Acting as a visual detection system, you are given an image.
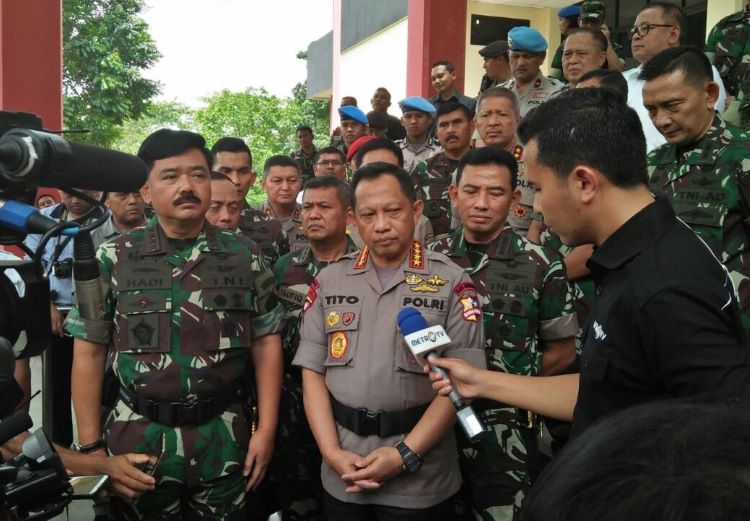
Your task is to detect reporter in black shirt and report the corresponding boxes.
[427,87,749,437]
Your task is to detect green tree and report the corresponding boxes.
[110,101,194,154]
[63,0,160,146]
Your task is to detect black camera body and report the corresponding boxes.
[52,259,73,279]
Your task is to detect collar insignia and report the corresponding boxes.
[354,247,369,270]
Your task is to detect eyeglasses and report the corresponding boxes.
[629,23,675,39]
[316,160,343,167]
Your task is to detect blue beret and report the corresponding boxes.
[508,26,548,53]
[398,96,436,115]
[557,5,581,18]
[338,105,368,125]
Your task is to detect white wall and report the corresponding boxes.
[337,18,408,119]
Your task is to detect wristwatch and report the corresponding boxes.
[395,439,423,473]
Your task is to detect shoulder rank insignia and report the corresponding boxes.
[409,241,424,269]
[512,144,523,161]
[354,247,369,270]
[411,283,439,293]
[425,275,447,286]
[533,78,542,88]
[327,311,341,327]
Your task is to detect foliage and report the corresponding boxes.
[63,0,160,146]
[109,101,193,155]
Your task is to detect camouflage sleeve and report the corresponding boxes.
[443,271,487,369]
[292,277,327,374]
[275,226,291,260]
[249,252,284,338]
[272,252,292,286]
[537,252,579,341]
[64,241,117,345]
[705,22,719,57]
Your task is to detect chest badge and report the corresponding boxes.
[425,275,447,286]
[342,312,355,326]
[132,319,155,346]
[411,283,439,293]
[137,297,150,308]
[327,311,341,327]
[405,273,423,285]
[330,331,348,360]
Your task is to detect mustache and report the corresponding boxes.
[173,192,201,206]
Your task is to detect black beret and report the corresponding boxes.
[479,40,509,58]
[137,129,207,162]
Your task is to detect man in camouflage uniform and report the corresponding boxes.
[502,27,563,117]
[473,87,534,236]
[411,102,474,237]
[211,137,290,266]
[293,125,318,184]
[261,155,308,252]
[706,0,750,129]
[294,162,486,519]
[396,96,442,173]
[67,129,284,520]
[428,147,578,521]
[272,176,359,521]
[642,47,750,328]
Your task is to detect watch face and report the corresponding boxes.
[403,456,422,473]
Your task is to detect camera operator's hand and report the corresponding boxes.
[50,302,65,337]
[600,23,612,45]
[100,453,157,499]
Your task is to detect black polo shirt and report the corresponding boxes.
[572,197,749,438]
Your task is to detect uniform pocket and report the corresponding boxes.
[202,288,254,351]
[489,295,535,352]
[323,307,360,367]
[114,290,171,353]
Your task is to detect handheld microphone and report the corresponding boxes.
[0,199,79,237]
[397,307,486,441]
[73,229,105,321]
[0,128,147,192]
[0,410,32,447]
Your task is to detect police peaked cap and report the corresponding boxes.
[338,105,369,125]
[508,26,548,53]
[399,96,436,115]
[479,40,509,58]
[138,129,207,162]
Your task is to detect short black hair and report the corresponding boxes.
[373,87,392,100]
[296,125,313,135]
[476,86,520,117]
[578,69,629,102]
[522,400,750,521]
[637,46,713,89]
[263,155,301,178]
[139,129,212,175]
[641,2,685,43]
[456,147,518,188]
[314,146,345,163]
[431,60,455,73]
[303,175,352,209]
[353,138,404,168]
[351,162,416,210]
[211,137,252,168]
[566,27,607,53]
[436,102,474,123]
[517,88,647,188]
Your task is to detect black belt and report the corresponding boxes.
[118,385,240,427]
[330,395,429,437]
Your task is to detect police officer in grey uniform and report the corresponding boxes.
[502,27,564,117]
[293,162,485,520]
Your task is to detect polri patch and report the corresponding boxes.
[342,312,355,326]
[303,278,319,313]
[459,295,481,322]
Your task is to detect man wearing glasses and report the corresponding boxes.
[623,2,726,152]
[313,147,347,181]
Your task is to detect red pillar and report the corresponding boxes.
[0,0,63,131]
[406,0,468,98]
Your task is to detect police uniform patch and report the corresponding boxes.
[425,275,447,286]
[411,283,439,293]
[330,331,348,360]
[459,295,481,322]
[131,319,155,346]
[514,204,528,218]
[303,278,319,313]
[354,247,369,270]
[409,241,424,269]
[342,312,355,326]
[405,273,423,285]
[327,311,341,327]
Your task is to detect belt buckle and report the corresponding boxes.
[357,407,382,435]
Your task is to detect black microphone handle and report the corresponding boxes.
[0,410,32,447]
